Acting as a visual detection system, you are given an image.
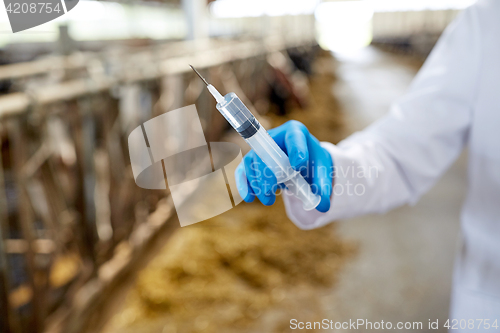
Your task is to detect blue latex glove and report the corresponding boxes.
[235,120,333,213]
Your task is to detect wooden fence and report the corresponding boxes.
[0,32,316,333]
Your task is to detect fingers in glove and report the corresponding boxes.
[244,151,277,206]
[235,161,255,202]
[268,120,309,172]
[309,136,333,213]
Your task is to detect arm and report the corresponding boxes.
[283,4,482,229]
[235,3,482,229]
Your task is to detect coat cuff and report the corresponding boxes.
[282,141,363,229]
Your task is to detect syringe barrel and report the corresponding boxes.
[216,92,260,138]
[217,92,320,211]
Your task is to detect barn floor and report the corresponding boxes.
[101,47,466,333]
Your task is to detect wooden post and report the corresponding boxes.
[77,98,99,263]
[9,118,42,333]
[0,129,13,333]
[182,0,208,41]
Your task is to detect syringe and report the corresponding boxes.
[190,65,321,211]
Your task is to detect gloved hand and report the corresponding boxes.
[235,120,333,213]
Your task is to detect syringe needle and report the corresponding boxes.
[189,65,209,86]
[189,65,225,103]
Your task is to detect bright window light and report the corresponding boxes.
[56,0,108,22]
[370,0,477,12]
[0,0,185,46]
[315,1,374,54]
[209,0,319,18]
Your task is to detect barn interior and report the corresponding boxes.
[0,1,472,332]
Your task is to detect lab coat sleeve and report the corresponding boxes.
[283,4,482,230]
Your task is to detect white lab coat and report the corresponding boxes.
[283,0,500,327]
